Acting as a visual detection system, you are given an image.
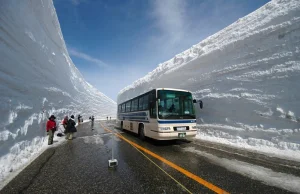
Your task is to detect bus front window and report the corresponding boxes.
[158,90,195,119]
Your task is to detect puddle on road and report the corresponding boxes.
[81,135,104,145]
[79,132,122,145]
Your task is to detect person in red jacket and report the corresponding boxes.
[46,115,57,145]
[62,116,68,131]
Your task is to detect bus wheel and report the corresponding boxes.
[139,124,145,140]
[120,121,124,131]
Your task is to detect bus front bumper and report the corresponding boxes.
[150,130,197,140]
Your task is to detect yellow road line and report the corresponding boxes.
[131,141,193,194]
[100,122,229,194]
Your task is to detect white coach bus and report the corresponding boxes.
[117,88,203,140]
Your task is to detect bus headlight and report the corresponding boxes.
[159,127,170,130]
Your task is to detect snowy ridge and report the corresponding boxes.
[0,0,116,185]
[118,0,300,160]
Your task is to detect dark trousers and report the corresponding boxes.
[91,121,94,129]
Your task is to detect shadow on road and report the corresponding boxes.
[113,126,191,147]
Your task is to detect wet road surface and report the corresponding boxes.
[1,120,298,194]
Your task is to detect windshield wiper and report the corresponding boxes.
[162,114,175,119]
[178,114,195,119]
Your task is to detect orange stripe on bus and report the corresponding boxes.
[101,123,229,194]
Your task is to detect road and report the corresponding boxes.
[1,120,299,194]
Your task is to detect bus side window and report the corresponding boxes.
[131,99,138,111]
[126,101,131,112]
[143,94,149,110]
[122,104,125,113]
[150,102,157,118]
[138,96,144,110]
[149,91,157,118]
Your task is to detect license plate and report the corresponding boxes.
[177,127,186,131]
[178,133,186,138]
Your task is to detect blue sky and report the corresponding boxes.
[53,0,270,101]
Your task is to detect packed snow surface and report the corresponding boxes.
[0,0,116,186]
[184,147,300,193]
[118,0,300,160]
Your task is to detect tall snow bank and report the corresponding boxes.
[0,0,116,185]
[118,0,300,159]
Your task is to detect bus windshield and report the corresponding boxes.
[157,90,195,119]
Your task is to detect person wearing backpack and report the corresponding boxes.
[46,115,57,145]
[66,115,77,140]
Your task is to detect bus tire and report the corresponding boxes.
[120,121,124,131]
[139,124,145,140]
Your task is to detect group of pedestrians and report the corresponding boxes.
[62,115,77,140]
[46,114,102,145]
[46,114,77,145]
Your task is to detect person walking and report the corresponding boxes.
[78,114,81,124]
[66,115,77,140]
[46,115,57,145]
[91,115,94,130]
[62,116,68,133]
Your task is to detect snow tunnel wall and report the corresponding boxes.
[118,0,300,153]
[0,0,116,183]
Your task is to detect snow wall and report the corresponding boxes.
[0,0,116,184]
[118,0,300,158]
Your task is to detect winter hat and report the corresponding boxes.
[70,115,74,119]
[49,115,56,119]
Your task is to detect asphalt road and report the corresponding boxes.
[1,120,298,194]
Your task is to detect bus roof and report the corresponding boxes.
[156,88,191,93]
[118,88,192,105]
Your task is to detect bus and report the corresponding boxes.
[117,88,203,140]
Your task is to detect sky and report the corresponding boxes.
[53,0,271,101]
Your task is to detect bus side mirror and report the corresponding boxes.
[199,100,203,109]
